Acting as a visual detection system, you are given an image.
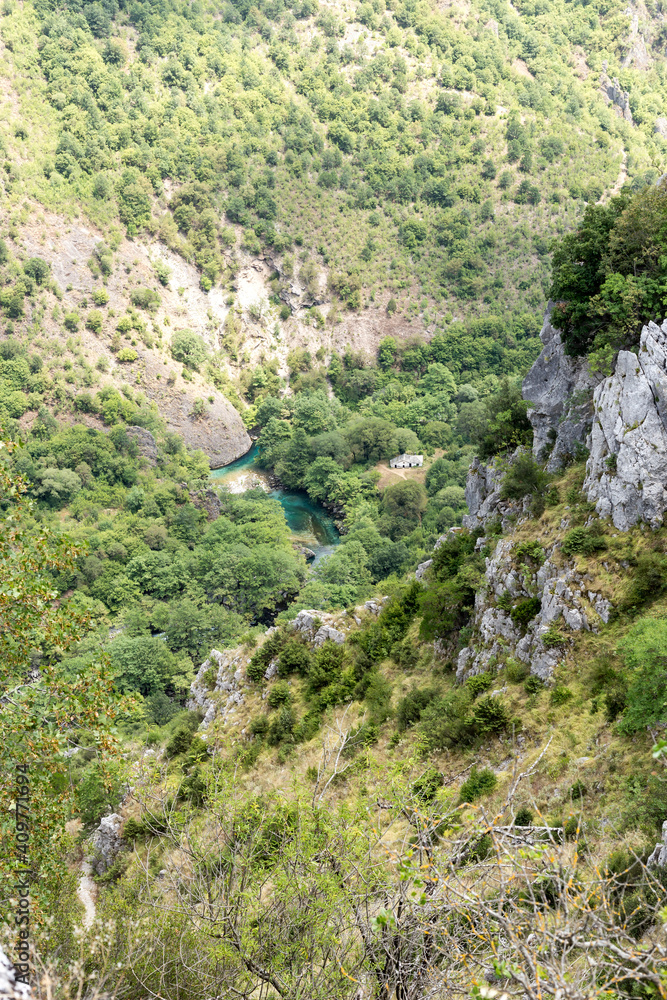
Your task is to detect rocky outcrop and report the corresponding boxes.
[292,609,345,645]
[655,117,667,139]
[600,71,633,122]
[0,946,30,999]
[456,536,612,683]
[125,425,159,465]
[647,820,667,869]
[462,456,505,530]
[522,306,597,471]
[91,813,122,875]
[584,320,667,530]
[188,648,246,728]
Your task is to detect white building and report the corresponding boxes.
[390,453,423,469]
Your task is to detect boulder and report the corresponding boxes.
[647,820,667,869]
[584,320,667,530]
[415,559,432,581]
[522,305,597,470]
[313,625,345,646]
[92,812,122,875]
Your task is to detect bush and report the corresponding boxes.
[510,597,541,629]
[465,672,494,698]
[64,311,80,331]
[570,780,587,800]
[171,329,208,369]
[23,257,50,284]
[562,525,607,557]
[117,348,138,362]
[501,453,549,501]
[154,260,172,286]
[505,659,529,683]
[250,715,269,738]
[617,616,667,732]
[86,310,103,333]
[165,727,194,757]
[460,765,497,803]
[550,684,573,706]
[470,695,510,737]
[146,691,179,726]
[130,287,161,312]
[514,806,533,826]
[267,680,291,708]
[396,686,438,730]
[412,766,444,802]
[278,639,313,677]
[92,287,109,306]
[524,674,544,694]
[621,552,667,610]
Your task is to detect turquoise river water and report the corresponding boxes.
[210,445,339,564]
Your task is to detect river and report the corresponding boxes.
[210,445,339,564]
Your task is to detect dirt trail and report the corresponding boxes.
[77,862,97,929]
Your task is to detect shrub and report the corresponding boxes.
[278,639,313,677]
[396,686,438,730]
[250,715,269,738]
[171,329,208,369]
[510,597,541,629]
[621,553,667,610]
[154,260,172,286]
[514,806,533,826]
[117,348,138,362]
[146,691,179,726]
[505,659,528,683]
[86,310,103,333]
[123,817,144,840]
[23,257,50,284]
[570,780,587,800]
[460,765,497,803]
[267,680,291,708]
[165,727,194,757]
[524,675,544,694]
[92,287,109,306]
[501,453,549,500]
[64,311,80,331]
[551,684,573,706]
[267,704,295,745]
[465,672,494,698]
[562,525,607,557]
[130,287,161,312]
[617,616,667,731]
[412,766,444,802]
[470,695,510,737]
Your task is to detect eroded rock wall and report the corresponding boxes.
[584,320,667,530]
[522,306,597,471]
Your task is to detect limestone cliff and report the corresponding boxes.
[522,305,597,471]
[584,320,667,530]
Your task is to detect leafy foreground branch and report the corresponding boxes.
[72,752,667,1000]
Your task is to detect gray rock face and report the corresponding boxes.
[415,558,433,581]
[188,648,246,728]
[456,536,613,683]
[126,425,158,465]
[462,456,504,530]
[584,320,667,530]
[655,116,667,138]
[522,306,597,471]
[313,625,345,646]
[0,945,30,1000]
[92,813,122,875]
[600,73,633,122]
[647,820,667,869]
